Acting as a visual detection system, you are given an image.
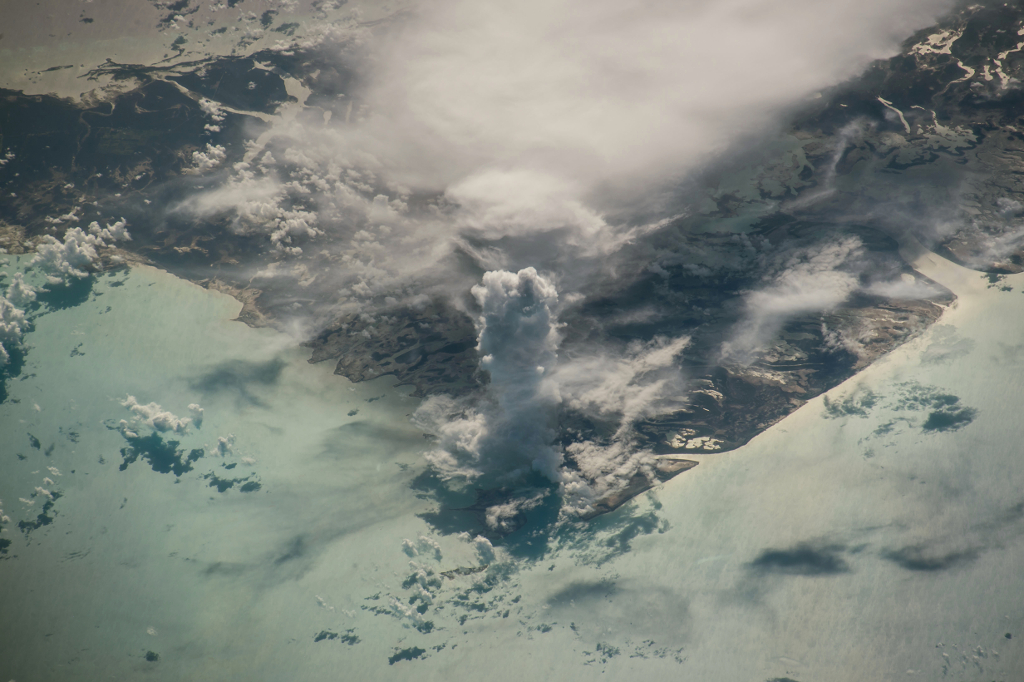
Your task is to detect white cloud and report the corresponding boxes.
[416,267,563,481]
[200,98,227,133]
[188,403,204,428]
[474,535,496,564]
[186,143,228,173]
[170,0,951,323]
[178,173,322,254]
[215,434,236,456]
[0,296,28,367]
[484,491,547,533]
[401,536,444,560]
[30,222,130,286]
[121,395,192,434]
[5,272,37,308]
[356,0,951,207]
[31,227,104,284]
[88,218,131,242]
[555,335,690,440]
[721,237,865,363]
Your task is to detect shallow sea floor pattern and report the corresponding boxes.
[0,251,1022,681]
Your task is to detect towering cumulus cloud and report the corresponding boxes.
[416,268,561,482]
[416,266,692,519]
[474,268,561,478]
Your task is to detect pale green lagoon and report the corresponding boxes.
[1,249,1022,681]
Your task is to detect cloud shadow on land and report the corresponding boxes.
[188,357,287,407]
[748,542,851,576]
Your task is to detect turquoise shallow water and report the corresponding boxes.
[1,252,1023,680]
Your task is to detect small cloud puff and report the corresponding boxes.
[402,535,444,560]
[484,491,547,533]
[188,403,204,428]
[121,395,192,434]
[88,218,131,242]
[200,98,227,133]
[185,144,228,173]
[215,434,235,456]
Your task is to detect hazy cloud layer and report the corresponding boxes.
[177,0,952,310]
[364,0,954,196]
[176,0,954,513]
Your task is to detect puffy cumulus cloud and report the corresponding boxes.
[549,336,691,517]
[44,206,82,225]
[88,218,131,243]
[121,395,192,434]
[31,221,131,286]
[199,98,226,133]
[721,237,866,364]
[473,535,496,564]
[186,143,228,174]
[5,273,37,308]
[215,434,235,456]
[401,535,444,560]
[559,441,655,516]
[188,403,204,428]
[414,396,491,479]
[31,228,103,284]
[0,296,28,367]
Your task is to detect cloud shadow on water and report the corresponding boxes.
[189,357,286,407]
[35,277,94,311]
[748,542,851,576]
[881,544,980,572]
